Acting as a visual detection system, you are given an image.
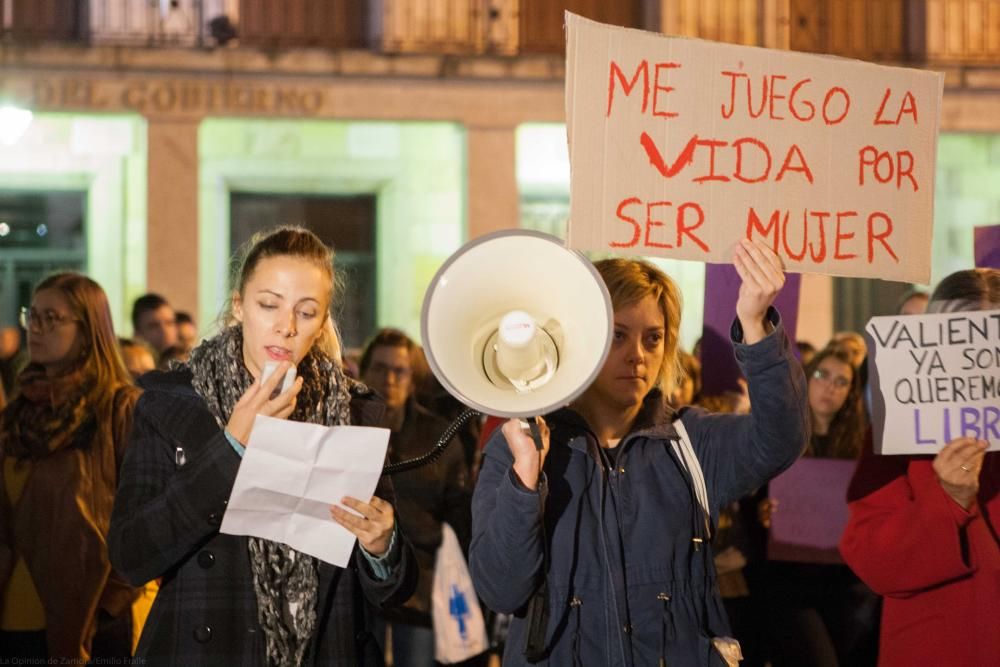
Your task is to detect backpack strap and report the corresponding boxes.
[670,418,712,542]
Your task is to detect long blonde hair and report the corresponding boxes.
[224,226,342,360]
[593,258,684,394]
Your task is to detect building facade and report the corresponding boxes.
[1,0,998,350]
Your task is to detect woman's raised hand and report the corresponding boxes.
[733,238,786,344]
[502,417,550,491]
[933,436,988,510]
[225,361,304,446]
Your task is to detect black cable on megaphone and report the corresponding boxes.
[382,407,481,475]
[382,408,547,476]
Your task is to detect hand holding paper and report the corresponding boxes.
[220,415,391,567]
[330,495,395,557]
[226,361,303,445]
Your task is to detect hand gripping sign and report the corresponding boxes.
[867,309,1000,455]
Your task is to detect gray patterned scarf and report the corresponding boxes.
[186,325,354,667]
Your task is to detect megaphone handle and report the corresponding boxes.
[528,418,544,451]
[381,407,480,476]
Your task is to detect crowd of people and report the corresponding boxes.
[0,223,996,666]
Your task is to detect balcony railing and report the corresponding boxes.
[785,0,1000,63]
[922,0,1000,62]
[663,0,764,47]
[374,0,509,54]
[1,0,238,46]
[239,0,365,49]
[1,1,997,66]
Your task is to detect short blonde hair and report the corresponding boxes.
[593,258,684,393]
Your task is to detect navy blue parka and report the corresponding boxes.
[470,312,809,666]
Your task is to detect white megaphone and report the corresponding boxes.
[421,230,613,419]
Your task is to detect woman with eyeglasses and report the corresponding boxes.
[0,273,140,661]
[760,345,878,667]
[840,268,1000,667]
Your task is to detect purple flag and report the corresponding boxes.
[767,457,857,564]
[974,225,1000,269]
[700,264,801,396]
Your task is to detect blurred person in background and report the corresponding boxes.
[130,293,178,358]
[360,328,476,667]
[669,349,701,409]
[156,344,191,369]
[896,288,929,316]
[840,268,1000,667]
[175,310,198,351]
[119,338,156,381]
[0,273,140,661]
[761,346,877,667]
[796,340,817,366]
[830,331,866,369]
[0,326,26,398]
[412,345,482,479]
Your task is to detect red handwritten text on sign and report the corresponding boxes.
[567,14,942,282]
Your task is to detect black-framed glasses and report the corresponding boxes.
[811,368,851,389]
[19,306,78,333]
[367,362,412,380]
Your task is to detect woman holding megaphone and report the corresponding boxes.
[470,239,809,667]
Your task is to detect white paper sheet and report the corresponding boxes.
[220,415,391,567]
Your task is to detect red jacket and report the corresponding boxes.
[840,443,1000,667]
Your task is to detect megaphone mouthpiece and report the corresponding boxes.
[487,311,559,393]
[500,310,538,347]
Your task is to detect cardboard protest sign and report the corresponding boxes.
[866,310,1000,455]
[767,457,856,565]
[565,13,943,283]
[975,225,1000,269]
[701,264,800,396]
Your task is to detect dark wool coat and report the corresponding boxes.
[470,315,810,667]
[381,398,471,627]
[108,368,417,666]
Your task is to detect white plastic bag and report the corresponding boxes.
[432,523,488,663]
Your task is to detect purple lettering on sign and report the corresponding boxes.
[913,409,935,445]
[961,406,982,439]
